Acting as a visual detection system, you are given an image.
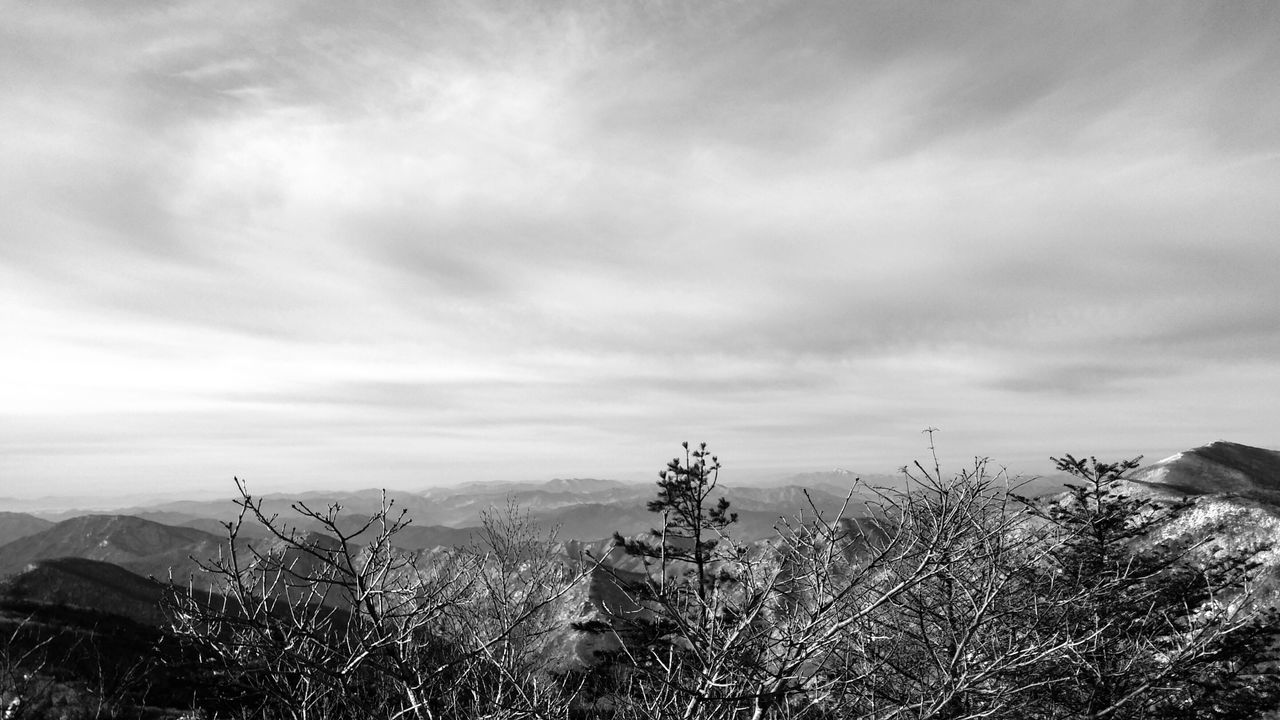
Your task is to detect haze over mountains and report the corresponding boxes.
[3,439,1280,720]
[3,441,1279,622]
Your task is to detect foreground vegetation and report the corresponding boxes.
[5,439,1280,719]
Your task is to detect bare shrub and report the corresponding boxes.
[164,480,593,720]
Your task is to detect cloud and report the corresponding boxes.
[2,0,1279,495]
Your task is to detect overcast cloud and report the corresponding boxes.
[3,1,1279,497]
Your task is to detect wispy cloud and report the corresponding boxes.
[2,1,1278,495]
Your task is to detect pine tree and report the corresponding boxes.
[1026,454,1280,719]
[572,442,745,717]
[613,441,738,615]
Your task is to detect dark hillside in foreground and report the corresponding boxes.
[0,557,169,626]
[0,564,209,715]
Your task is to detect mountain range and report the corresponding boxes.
[3,441,1279,628]
[0,514,224,582]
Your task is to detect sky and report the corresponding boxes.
[3,1,1279,499]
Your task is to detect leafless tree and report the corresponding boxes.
[849,451,1089,720]
[584,438,1118,720]
[162,440,1280,720]
[165,479,594,720]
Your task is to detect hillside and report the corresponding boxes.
[0,514,224,581]
[1130,440,1280,503]
[1099,440,1280,603]
[0,510,55,545]
[0,558,226,714]
[0,557,169,626]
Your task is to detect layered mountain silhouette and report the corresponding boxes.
[5,441,1280,645]
[0,514,223,581]
[62,480,881,543]
[0,510,54,545]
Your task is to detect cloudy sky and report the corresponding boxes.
[3,1,1278,498]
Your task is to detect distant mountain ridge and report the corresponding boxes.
[3,439,1280,688]
[0,514,223,581]
[423,477,633,495]
[0,511,54,545]
[8,443,1277,581]
[7,468,1074,550]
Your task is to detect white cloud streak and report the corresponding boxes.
[2,1,1279,496]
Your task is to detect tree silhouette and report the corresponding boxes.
[614,441,737,613]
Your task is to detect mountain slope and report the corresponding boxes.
[1130,440,1280,503]
[0,510,55,545]
[0,514,224,581]
[1107,440,1280,604]
[0,557,169,626]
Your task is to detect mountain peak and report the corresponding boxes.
[0,514,222,580]
[1131,440,1280,504]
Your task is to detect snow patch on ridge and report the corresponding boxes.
[1143,467,1170,483]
